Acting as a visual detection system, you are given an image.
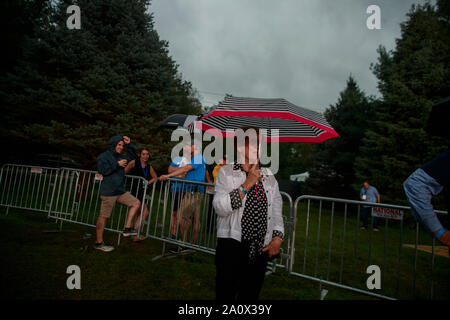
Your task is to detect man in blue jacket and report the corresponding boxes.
[95,135,140,252]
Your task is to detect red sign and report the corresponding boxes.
[371,206,403,220]
[94,173,103,181]
[30,167,43,174]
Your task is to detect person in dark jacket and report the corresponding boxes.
[94,135,140,252]
[403,148,450,249]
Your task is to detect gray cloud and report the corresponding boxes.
[150,0,432,112]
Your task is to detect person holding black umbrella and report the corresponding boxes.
[213,126,284,301]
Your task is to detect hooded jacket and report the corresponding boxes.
[97,136,137,196]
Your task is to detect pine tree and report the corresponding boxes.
[307,76,376,198]
[355,2,450,205]
[1,0,202,169]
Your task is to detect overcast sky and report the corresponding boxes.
[150,0,431,113]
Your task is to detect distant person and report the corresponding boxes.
[160,141,206,244]
[166,144,192,239]
[125,147,158,242]
[403,148,450,248]
[360,181,381,231]
[95,136,140,252]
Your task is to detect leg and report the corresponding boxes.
[96,195,116,243]
[96,216,107,243]
[237,251,268,300]
[192,193,202,244]
[170,210,178,236]
[134,205,149,231]
[361,206,369,228]
[215,238,242,301]
[117,192,141,229]
[178,194,190,242]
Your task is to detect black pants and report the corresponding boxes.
[215,238,269,301]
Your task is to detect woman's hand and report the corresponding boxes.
[159,175,169,181]
[242,164,261,190]
[262,237,282,258]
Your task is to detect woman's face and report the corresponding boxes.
[237,135,260,164]
[140,150,150,162]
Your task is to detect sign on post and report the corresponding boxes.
[371,206,403,220]
[30,167,43,174]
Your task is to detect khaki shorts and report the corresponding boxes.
[179,192,202,223]
[99,192,139,218]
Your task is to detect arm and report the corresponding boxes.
[160,165,193,181]
[262,174,284,257]
[97,155,120,176]
[124,160,135,174]
[375,188,381,203]
[212,167,236,217]
[168,165,177,174]
[125,143,137,161]
[148,166,158,184]
[205,170,213,184]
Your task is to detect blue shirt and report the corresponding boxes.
[360,186,380,204]
[169,156,189,193]
[185,154,206,193]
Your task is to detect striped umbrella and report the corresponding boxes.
[191,96,339,143]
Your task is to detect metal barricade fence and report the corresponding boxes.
[291,195,449,300]
[47,167,151,244]
[0,164,294,270]
[0,164,60,215]
[146,177,295,272]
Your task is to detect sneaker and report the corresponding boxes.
[373,228,380,232]
[169,234,176,240]
[122,228,137,237]
[360,226,366,230]
[93,242,114,252]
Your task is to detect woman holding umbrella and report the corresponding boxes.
[213,126,284,301]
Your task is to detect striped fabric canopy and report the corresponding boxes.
[192,96,339,143]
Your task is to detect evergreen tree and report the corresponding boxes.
[307,76,375,198]
[0,0,202,169]
[355,2,450,205]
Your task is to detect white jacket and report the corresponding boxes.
[213,164,284,246]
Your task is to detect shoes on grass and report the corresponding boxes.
[122,228,137,237]
[360,226,366,230]
[132,235,147,242]
[93,242,114,252]
[373,228,380,232]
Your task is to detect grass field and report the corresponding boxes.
[1,203,449,300]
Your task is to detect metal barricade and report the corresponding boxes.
[47,167,152,244]
[291,195,449,300]
[0,164,60,215]
[149,177,294,272]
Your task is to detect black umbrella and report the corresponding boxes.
[160,114,199,129]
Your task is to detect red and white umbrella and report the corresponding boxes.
[191,96,339,143]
